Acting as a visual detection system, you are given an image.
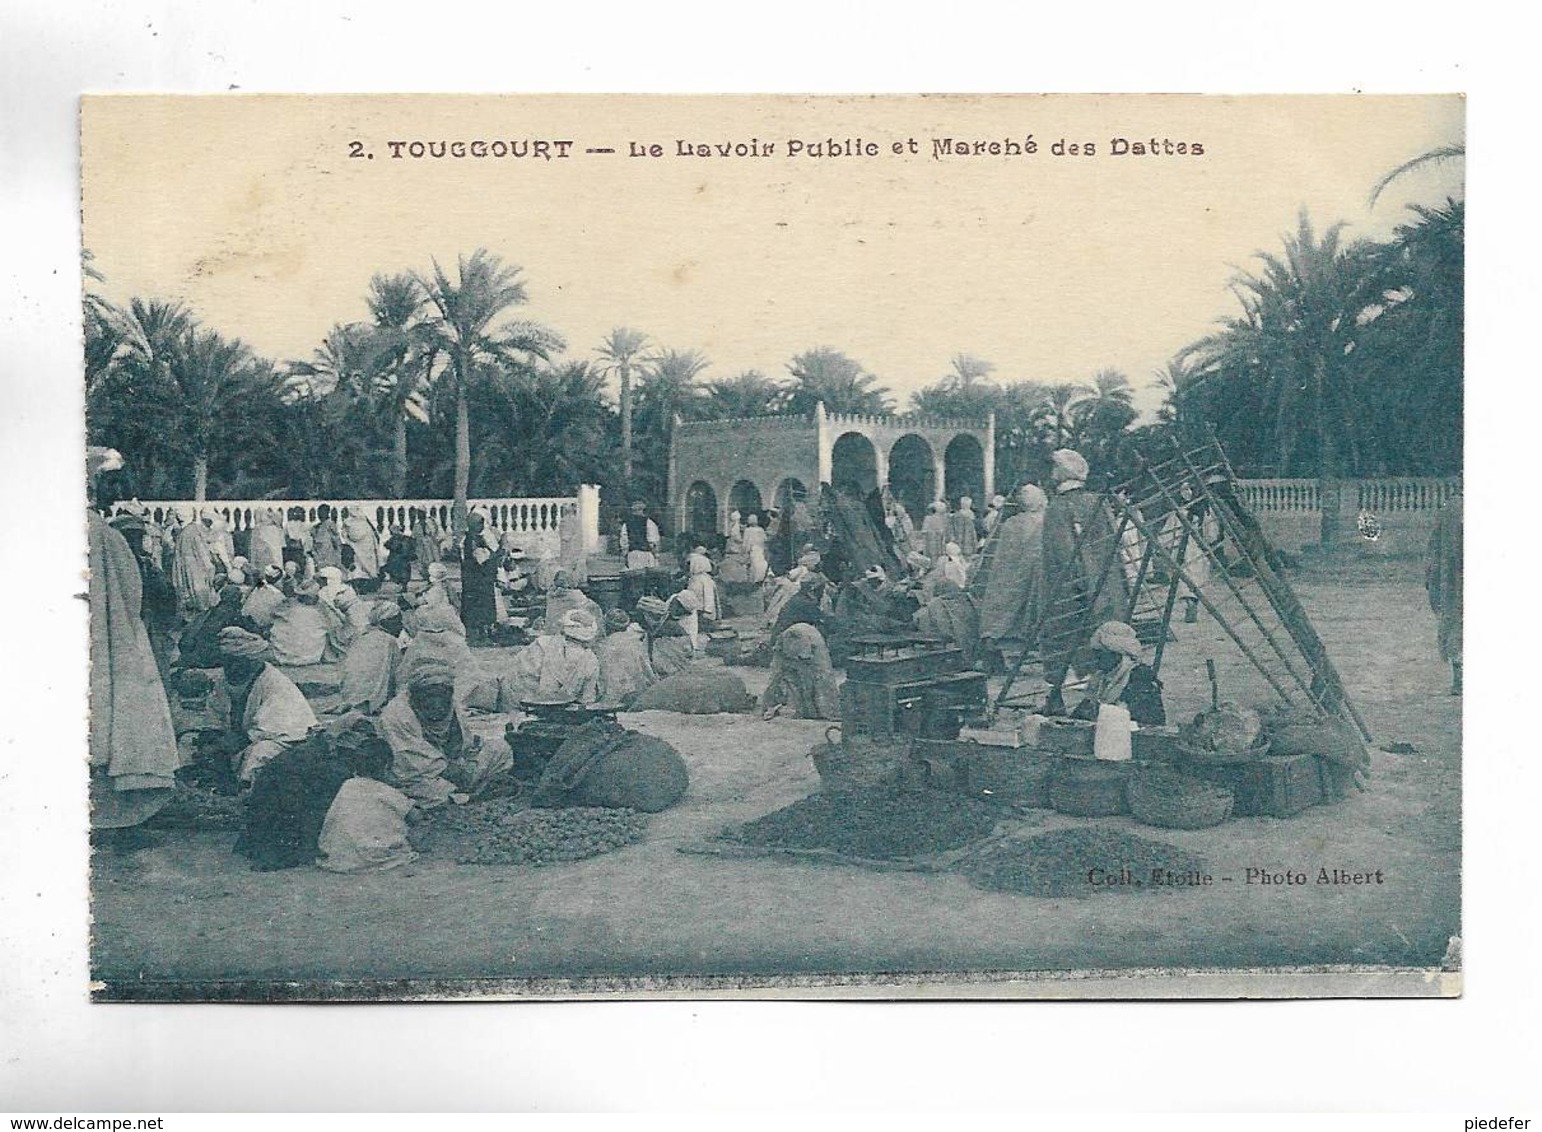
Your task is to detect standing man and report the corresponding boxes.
[949,496,980,557]
[1426,493,1463,695]
[88,448,184,841]
[170,505,220,615]
[460,511,498,643]
[311,503,343,573]
[1040,448,1129,715]
[619,500,661,570]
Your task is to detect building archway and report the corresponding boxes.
[831,431,879,499]
[944,433,986,506]
[774,477,809,512]
[729,478,764,521]
[684,481,719,538]
[887,433,936,519]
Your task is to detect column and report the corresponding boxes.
[815,401,832,486]
[983,412,996,499]
[933,446,948,503]
[574,484,601,553]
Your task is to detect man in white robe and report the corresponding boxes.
[379,659,513,807]
[496,609,602,708]
[216,627,319,784]
[341,509,382,580]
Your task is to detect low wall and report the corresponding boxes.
[116,486,603,558]
[1238,477,1459,558]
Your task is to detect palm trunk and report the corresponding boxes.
[453,371,471,535]
[193,454,208,502]
[620,362,633,489]
[393,414,409,497]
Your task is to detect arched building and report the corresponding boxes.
[668,401,994,535]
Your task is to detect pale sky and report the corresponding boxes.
[81,94,1464,420]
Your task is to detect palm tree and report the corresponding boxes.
[1351,198,1464,474]
[1034,381,1092,448]
[118,297,198,386]
[365,272,428,496]
[1152,358,1199,425]
[1369,144,1465,208]
[595,327,649,490]
[164,328,266,500]
[786,347,893,415]
[944,352,996,390]
[415,250,561,527]
[703,369,790,418]
[1087,368,1134,408]
[637,347,711,432]
[1186,211,1380,483]
[628,347,710,505]
[470,361,615,495]
[288,322,378,398]
[81,251,125,393]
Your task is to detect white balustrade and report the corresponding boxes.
[114,486,603,555]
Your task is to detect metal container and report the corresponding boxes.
[840,670,987,737]
[844,645,965,686]
[584,574,624,611]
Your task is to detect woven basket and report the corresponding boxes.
[1048,758,1130,816]
[1128,767,1235,829]
[1176,734,1271,766]
[1035,718,1097,756]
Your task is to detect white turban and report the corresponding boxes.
[1018,483,1048,513]
[1052,449,1089,483]
[560,608,599,643]
[1091,620,1143,660]
[217,627,269,660]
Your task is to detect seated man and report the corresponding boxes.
[497,608,603,708]
[914,578,981,666]
[640,591,701,678]
[316,726,419,874]
[215,627,320,785]
[1068,620,1167,726]
[826,568,911,667]
[771,573,828,640]
[338,601,406,715]
[379,658,514,807]
[760,621,840,721]
[242,564,288,631]
[401,601,474,680]
[176,583,260,670]
[543,570,605,638]
[268,579,335,667]
[592,608,657,707]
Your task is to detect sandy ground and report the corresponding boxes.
[91,560,1460,990]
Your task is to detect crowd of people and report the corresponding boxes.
[702,446,1163,722]
[87,456,633,862]
[95,438,1462,867]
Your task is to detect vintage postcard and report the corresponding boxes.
[80,93,1464,1001]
